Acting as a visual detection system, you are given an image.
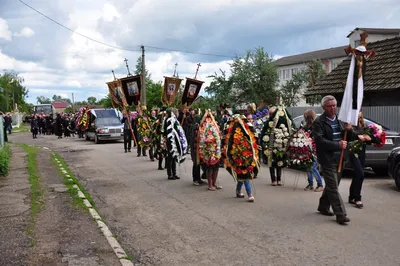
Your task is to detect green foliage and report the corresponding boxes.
[207,47,279,107]
[36,96,51,104]
[146,81,163,110]
[305,60,327,106]
[97,94,113,108]
[87,96,97,105]
[191,96,217,110]
[0,71,29,112]
[0,144,11,176]
[280,71,308,107]
[20,144,42,246]
[52,95,71,104]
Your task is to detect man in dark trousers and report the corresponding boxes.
[312,95,361,225]
[121,110,134,153]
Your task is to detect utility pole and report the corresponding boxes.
[141,45,146,106]
[72,93,75,113]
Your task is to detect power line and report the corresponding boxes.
[18,0,233,58]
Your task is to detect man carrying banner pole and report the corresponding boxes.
[337,32,376,172]
[106,79,137,147]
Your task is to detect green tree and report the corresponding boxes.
[0,71,29,112]
[98,94,113,108]
[230,47,279,105]
[146,81,163,110]
[206,69,234,106]
[36,96,51,104]
[87,96,97,105]
[52,94,72,104]
[280,71,308,107]
[207,47,279,107]
[305,60,327,106]
[134,56,151,83]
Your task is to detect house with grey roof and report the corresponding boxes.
[275,27,400,106]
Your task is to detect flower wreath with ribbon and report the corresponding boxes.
[223,114,260,181]
[261,105,293,168]
[166,112,187,163]
[197,110,221,166]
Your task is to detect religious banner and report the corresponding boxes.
[181,78,204,106]
[106,80,128,108]
[338,32,376,125]
[162,76,183,106]
[120,75,142,106]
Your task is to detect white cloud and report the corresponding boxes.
[13,27,35,37]
[0,17,12,41]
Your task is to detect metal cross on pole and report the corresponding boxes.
[194,63,201,79]
[124,58,132,76]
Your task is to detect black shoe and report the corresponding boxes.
[349,198,356,204]
[336,216,350,225]
[158,167,164,170]
[137,154,141,157]
[355,202,364,209]
[236,192,245,198]
[168,176,175,180]
[317,208,334,216]
[173,176,180,180]
[128,149,131,152]
[125,150,127,153]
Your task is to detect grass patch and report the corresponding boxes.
[52,153,97,211]
[0,144,11,177]
[20,144,43,246]
[13,123,30,133]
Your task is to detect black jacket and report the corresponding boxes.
[312,113,356,165]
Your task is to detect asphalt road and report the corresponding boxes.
[10,133,400,266]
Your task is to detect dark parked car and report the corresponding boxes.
[292,114,400,175]
[388,147,400,189]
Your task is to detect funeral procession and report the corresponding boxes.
[1,1,400,265]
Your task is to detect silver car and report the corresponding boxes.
[292,114,400,175]
[85,109,124,144]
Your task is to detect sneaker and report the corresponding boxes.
[304,185,314,191]
[193,181,200,186]
[314,186,324,192]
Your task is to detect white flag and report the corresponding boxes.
[338,55,364,125]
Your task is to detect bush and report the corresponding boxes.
[0,144,11,176]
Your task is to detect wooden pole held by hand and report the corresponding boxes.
[337,129,348,173]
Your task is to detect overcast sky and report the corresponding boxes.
[0,0,399,104]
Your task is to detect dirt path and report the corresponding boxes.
[0,144,121,265]
[0,145,31,266]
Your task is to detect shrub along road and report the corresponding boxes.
[8,132,400,266]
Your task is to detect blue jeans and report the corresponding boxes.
[307,161,323,187]
[236,181,252,196]
[7,125,12,134]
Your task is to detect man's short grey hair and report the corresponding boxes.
[321,95,337,107]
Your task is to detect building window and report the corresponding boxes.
[354,40,360,47]
[291,68,298,76]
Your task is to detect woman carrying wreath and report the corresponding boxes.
[223,114,259,202]
[198,110,222,190]
[261,106,293,186]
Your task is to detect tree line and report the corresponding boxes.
[11,47,328,114]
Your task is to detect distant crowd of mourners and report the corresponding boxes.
[24,94,386,225]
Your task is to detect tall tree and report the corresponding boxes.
[230,47,279,105]
[51,94,71,104]
[146,81,163,110]
[134,56,151,83]
[98,94,113,108]
[206,69,234,106]
[280,71,308,107]
[0,71,29,112]
[305,60,327,106]
[36,96,51,104]
[87,96,97,105]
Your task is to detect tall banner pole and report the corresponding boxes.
[141,45,146,106]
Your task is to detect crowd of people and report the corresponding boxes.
[24,94,376,226]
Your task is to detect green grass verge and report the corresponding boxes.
[51,153,97,211]
[13,123,30,133]
[20,144,43,246]
[0,144,11,177]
